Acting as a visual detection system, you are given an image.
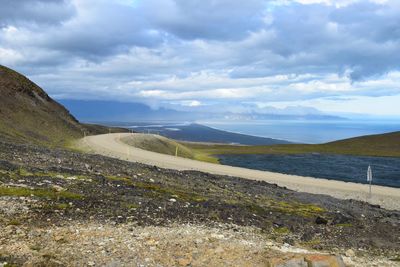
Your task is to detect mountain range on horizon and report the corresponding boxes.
[59,99,346,123]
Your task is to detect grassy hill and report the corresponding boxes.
[184,131,400,160]
[121,134,218,163]
[0,65,127,146]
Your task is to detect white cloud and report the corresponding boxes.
[1,0,400,116]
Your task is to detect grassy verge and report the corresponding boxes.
[0,186,82,200]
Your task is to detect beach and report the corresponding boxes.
[80,133,400,210]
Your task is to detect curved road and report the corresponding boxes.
[80,133,400,210]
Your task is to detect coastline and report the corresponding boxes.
[79,133,400,210]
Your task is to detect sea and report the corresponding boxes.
[200,119,400,144]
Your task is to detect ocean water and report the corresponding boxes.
[218,153,400,188]
[201,120,400,144]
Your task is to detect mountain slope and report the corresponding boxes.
[322,131,400,156]
[0,65,126,145]
[184,131,400,158]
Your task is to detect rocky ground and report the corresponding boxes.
[0,141,399,266]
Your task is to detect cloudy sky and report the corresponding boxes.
[1,0,400,116]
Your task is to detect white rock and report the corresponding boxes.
[345,249,355,257]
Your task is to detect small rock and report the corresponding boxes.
[169,198,177,203]
[53,234,64,242]
[315,216,328,225]
[265,241,274,247]
[305,255,345,267]
[215,246,225,253]
[52,185,65,192]
[345,249,355,257]
[210,233,224,240]
[87,261,95,266]
[177,258,192,266]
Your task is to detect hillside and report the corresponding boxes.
[0,65,127,146]
[184,131,400,159]
[324,131,400,156]
[121,134,218,163]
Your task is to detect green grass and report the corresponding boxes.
[55,203,70,209]
[121,134,219,163]
[0,186,82,200]
[273,226,290,234]
[184,131,400,159]
[7,219,22,226]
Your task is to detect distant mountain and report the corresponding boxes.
[59,100,198,122]
[0,65,126,146]
[59,99,345,122]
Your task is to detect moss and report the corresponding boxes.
[106,176,133,185]
[55,203,69,209]
[17,168,33,176]
[7,219,21,226]
[268,201,325,217]
[273,227,290,234]
[246,203,267,215]
[10,169,91,182]
[335,223,353,227]
[125,203,140,209]
[0,186,82,200]
[228,197,324,218]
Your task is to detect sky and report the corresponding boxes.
[1,0,400,117]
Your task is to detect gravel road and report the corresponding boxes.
[81,133,400,210]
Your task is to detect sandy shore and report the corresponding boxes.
[79,133,400,210]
